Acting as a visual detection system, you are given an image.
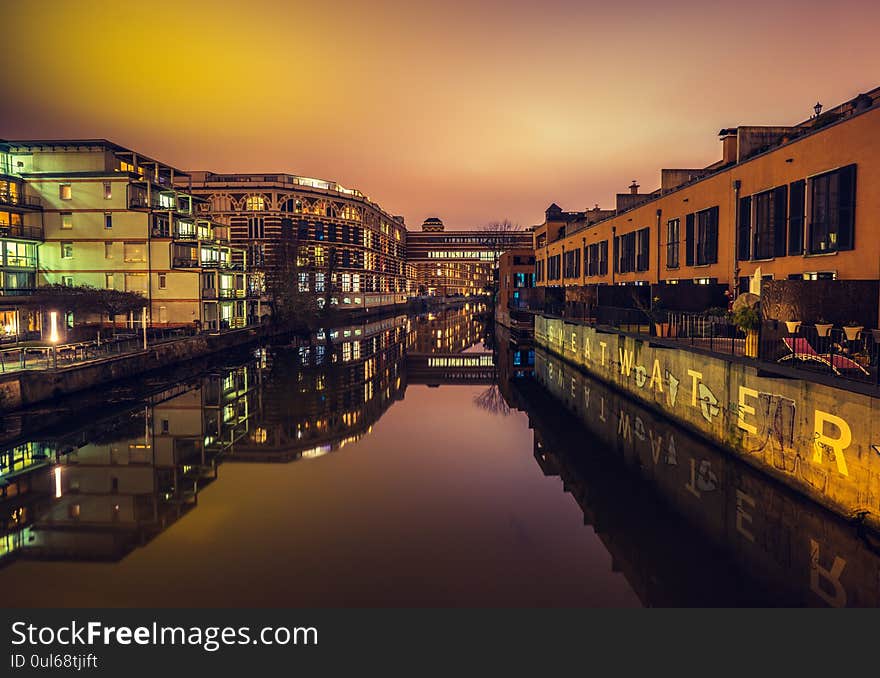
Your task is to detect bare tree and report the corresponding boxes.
[482,219,523,248]
[473,384,511,416]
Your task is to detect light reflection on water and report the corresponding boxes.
[0,305,876,607]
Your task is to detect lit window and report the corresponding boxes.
[103,181,112,199]
[105,273,114,289]
[60,184,72,200]
[61,241,74,259]
[105,242,113,259]
[123,242,146,262]
[61,212,73,230]
[246,195,265,211]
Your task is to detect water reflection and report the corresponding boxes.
[517,348,880,607]
[0,303,877,607]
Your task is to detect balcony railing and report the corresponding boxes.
[0,224,43,241]
[0,190,41,209]
[173,257,241,271]
[218,288,245,299]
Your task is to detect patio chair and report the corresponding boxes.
[779,337,869,375]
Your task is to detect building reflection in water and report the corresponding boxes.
[0,305,490,566]
[515,348,880,607]
[0,304,878,607]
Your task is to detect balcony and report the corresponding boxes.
[218,288,246,299]
[201,288,218,299]
[0,189,41,210]
[0,224,44,241]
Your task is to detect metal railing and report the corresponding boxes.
[759,323,880,386]
[0,224,43,240]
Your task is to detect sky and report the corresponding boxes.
[2,1,879,229]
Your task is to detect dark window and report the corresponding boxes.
[788,180,805,255]
[586,243,598,276]
[618,232,637,273]
[753,188,786,259]
[695,207,719,265]
[666,219,680,269]
[563,249,580,278]
[809,164,856,254]
[636,227,650,272]
[685,214,694,266]
[598,240,608,276]
[737,196,751,261]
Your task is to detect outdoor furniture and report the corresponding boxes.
[779,337,869,376]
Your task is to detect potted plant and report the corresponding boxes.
[733,306,761,358]
[843,321,863,342]
[650,296,670,337]
[814,318,833,337]
[784,320,801,335]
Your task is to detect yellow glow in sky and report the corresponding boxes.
[2,0,879,228]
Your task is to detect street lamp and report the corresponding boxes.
[814,101,823,117]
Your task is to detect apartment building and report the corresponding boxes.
[0,142,44,341]
[183,171,412,313]
[4,140,256,331]
[534,88,880,295]
[407,217,533,296]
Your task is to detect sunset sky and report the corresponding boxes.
[3,1,879,229]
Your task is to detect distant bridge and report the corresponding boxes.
[406,352,496,386]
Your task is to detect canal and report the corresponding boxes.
[0,306,877,607]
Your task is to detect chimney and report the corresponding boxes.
[628,180,639,195]
[719,128,738,165]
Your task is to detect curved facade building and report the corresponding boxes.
[184,172,412,312]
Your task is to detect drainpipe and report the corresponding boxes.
[655,209,662,285]
[733,179,741,296]
[610,226,616,286]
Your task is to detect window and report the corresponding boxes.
[617,231,637,273]
[60,184,72,200]
[547,254,561,281]
[737,196,751,261]
[158,273,167,289]
[685,214,695,266]
[563,249,580,278]
[315,272,325,293]
[245,195,265,211]
[809,164,856,254]
[62,276,74,287]
[124,273,147,293]
[298,272,309,292]
[104,213,112,229]
[535,259,544,282]
[788,180,805,255]
[636,227,650,272]
[105,242,113,259]
[247,217,264,239]
[103,181,112,199]
[695,206,719,265]
[752,186,786,260]
[666,219,680,268]
[105,273,114,289]
[61,213,73,230]
[61,241,74,259]
[123,242,146,262]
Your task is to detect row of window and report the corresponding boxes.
[60,212,113,230]
[57,182,114,201]
[737,165,855,260]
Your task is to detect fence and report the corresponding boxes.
[759,322,880,386]
[0,325,221,374]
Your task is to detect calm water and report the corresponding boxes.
[0,306,877,607]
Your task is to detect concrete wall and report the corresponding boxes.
[0,328,263,412]
[535,314,880,530]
